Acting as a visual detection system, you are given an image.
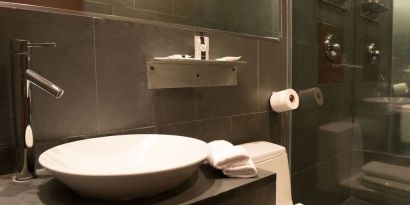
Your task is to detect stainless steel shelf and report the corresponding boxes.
[321,0,351,11]
[360,0,389,23]
[362,1,389,13]
[147,59,246,89]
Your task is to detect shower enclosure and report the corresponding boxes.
[292,0,410,204]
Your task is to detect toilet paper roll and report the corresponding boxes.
[298,87,324,107]
[270,89,299,112]
[393,83,409,96]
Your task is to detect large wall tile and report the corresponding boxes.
[157,117,231,142]
[0,145,15,174]
[151,89,196,125]
[133,0,173,14]
[196,32,258,119]
[258,39,287,111]
[0,60,14,145]
[0,8,99,141]
[94,19,196,132]
[293,0,317,45]
[94,19,153,132]
[231,112,281,145]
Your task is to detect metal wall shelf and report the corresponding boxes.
[146,59,246,89]
[360,0,389,23]
[321,0,351,11]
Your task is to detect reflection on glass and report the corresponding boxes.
[1,0,281,37]
[298,87,324,108]
[86,0,281,37]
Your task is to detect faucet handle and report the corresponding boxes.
[27,42,56,48]
[12,39,56,53]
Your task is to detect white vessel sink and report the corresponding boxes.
[362,97,410,104]
[362,97,410,112]
[39,134,209,200]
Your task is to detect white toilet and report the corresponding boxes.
[239,141,294,205]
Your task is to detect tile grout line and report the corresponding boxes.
[257,40,260,112]
[230,111,270,118]
[151,111,271,128]
[92,18,101,132]
[194,88,198,121]
[41,125,159,144]
[0,143,14,148]
[229,116,233,142]
[172,0,175,15]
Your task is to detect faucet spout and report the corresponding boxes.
[25,69,64,99]
[12,39,63,181]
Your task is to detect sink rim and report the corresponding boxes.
[39,134,210,177]
[362,97,410,104]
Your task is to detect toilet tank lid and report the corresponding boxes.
[239,141,286,163]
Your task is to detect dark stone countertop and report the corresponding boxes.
[0,165,276,205]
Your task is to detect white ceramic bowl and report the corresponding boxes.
[39,134,209,200]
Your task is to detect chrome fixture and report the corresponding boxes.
[12,39,64,181]
[324,34,341,61]
[367,43,381,64]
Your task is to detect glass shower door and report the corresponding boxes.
[351,0,410,204]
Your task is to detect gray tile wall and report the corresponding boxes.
[0,1,289,182]
[292,0,392,204]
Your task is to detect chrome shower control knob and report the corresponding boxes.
[324,34,341,61]
[368,43,381,64]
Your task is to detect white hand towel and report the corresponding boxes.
[223,158,258,178]
[207,140,250,169]
[154,54,192,60]
[215,56,242,61]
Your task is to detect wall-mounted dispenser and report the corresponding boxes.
[195,32,209,60]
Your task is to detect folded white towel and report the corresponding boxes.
[154,54,193,60]
[207,140,249,169]
[223,158,258,178]
[215,56,241,61]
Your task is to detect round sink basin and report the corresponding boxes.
[362,97,410,112]
[362,97,410,104]
[39,134,209,200]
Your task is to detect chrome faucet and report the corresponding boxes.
[11,39,64,181]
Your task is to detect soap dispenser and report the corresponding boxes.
[195,32,209,60]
